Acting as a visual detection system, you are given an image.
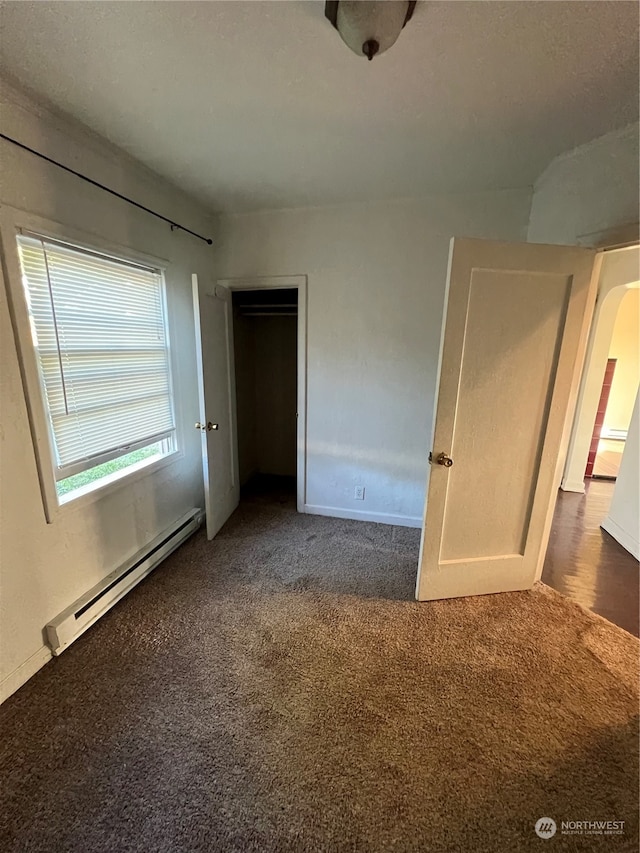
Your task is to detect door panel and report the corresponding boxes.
[416,239,597,601]
[192,275,239,539]
[441,269,571,561]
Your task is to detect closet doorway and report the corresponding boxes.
[222,276,307,513]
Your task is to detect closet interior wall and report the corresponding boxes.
[232,289,298,486]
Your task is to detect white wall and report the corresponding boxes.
[602,391,640,560]
[0,81,215,699]
[217,190,532,525]
[528,122,639,246]
[604,288,639,434]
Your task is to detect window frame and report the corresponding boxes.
[1,208,183,523]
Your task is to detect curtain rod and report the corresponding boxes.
[0,132,213,246]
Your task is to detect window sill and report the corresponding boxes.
[54,448,182,517]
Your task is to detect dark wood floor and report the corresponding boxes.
[543,480,639,637]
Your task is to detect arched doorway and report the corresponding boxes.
[562,246,639,492]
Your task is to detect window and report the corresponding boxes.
[17,232,176,504]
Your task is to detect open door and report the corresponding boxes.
[192,275,239,539]
[416,238,598,601]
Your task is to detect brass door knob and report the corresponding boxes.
[429,452,453,467]
[195,421,219,431]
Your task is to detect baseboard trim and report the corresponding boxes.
[0,645,52,705]
[304,503,422,528]
[601,517,640,560]
[560,479,586,493]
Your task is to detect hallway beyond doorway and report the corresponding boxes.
[593,436,625,479]
[543,480,639,636]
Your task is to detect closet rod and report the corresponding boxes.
[241,312,298,317]
[238,303,298,309]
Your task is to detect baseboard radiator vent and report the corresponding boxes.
[46,508,204,656]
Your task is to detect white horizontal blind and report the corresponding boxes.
[17,234,175,480]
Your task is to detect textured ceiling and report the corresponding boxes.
[0,1,638,213]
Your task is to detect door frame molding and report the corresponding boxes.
[217,275,308,512]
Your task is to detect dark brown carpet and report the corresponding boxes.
[1,483,638,852]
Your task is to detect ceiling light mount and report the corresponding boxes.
[325,1,417,61]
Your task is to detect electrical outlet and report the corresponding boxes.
[354,485,365,501]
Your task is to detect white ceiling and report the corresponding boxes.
[1,1,638,213]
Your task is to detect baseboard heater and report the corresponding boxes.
[46,508,204,656]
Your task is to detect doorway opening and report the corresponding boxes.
[589,288,639,481]
[561,248,639,494]
[542,246,640,636]
[232,287,298,503]
[221,276,307,514]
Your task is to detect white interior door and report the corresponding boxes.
[416,238,597,601]
[192,275,239,539]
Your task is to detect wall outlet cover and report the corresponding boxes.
[354,485,365,500]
